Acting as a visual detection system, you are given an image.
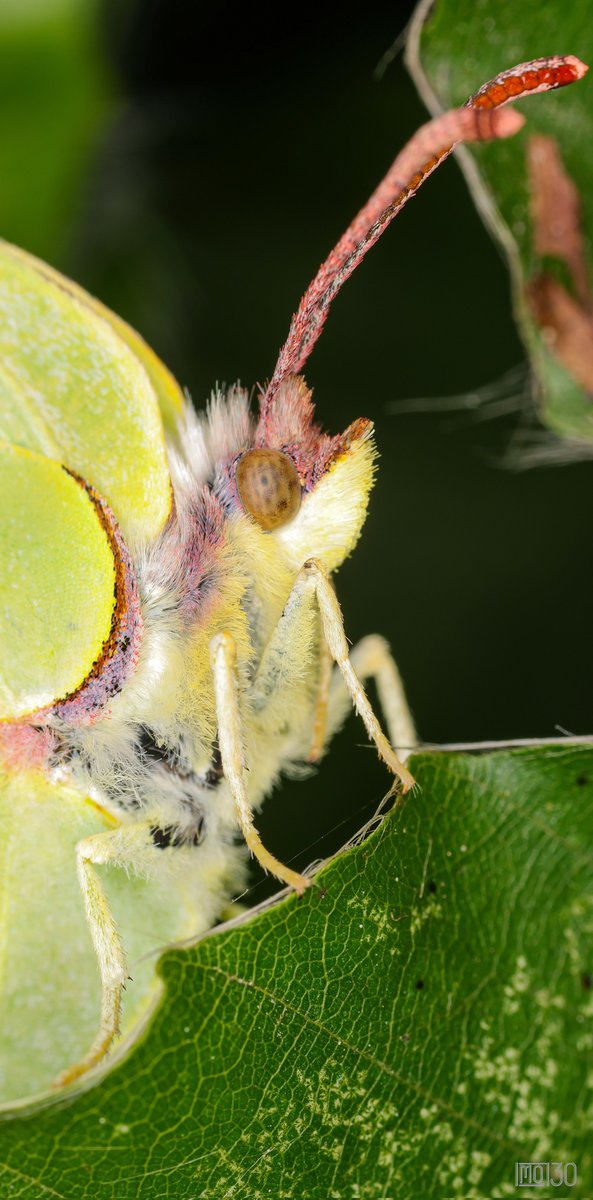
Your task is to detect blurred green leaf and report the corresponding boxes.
[1,746,592,1198]
[407,0,593,448]
[0,0,112,259]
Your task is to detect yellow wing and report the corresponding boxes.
[0,443,119,719]
[0,239,184,436]
[0,766,203,1106]
[0,239,179,545]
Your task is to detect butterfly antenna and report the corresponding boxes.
[260,55,587,414]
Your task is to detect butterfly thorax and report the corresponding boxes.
[2,381,376,858]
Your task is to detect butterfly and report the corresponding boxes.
[0,54,586,1102]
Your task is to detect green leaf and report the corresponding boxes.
[1,746,592,1198]
[407,0,593,448]
[0,0,111,262]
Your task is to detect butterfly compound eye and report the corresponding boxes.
[236,448,302,531]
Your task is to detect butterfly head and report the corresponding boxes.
[227,374,376,573]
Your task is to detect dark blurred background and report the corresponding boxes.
[3,0,592,895]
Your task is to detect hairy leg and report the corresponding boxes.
[248,557,415,787]
[325,634,417,762]
[301,560,415,791]
[57,822,156,1087]
[210,631,311,895]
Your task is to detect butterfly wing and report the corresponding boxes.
[0,443,121,718]
[0,765,203,1105]
[0,239,185,438]
[0,239,175,546]
[0,244,218,1103]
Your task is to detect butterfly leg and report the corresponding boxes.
[248,557,415,789]
[320,634,417,763]
[308,637,333,763]
[210,631,311,895]
[301,560,416,792]
[56,822,156,1087]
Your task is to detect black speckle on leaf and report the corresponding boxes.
[581,972,592,990]
[416,979,425,990]
[577,773,589,787]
